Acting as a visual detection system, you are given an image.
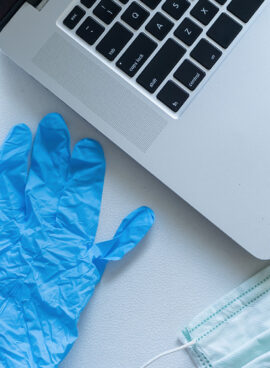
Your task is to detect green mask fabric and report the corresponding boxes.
[140,265,270,368]
[180,265,270,368]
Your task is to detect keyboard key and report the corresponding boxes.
[140,0,161,10]
[96,22,133,60]
[191,38,222,69]
[214,0,227,4]
[145,12,173,41]
[157,81,189,112]
[119,0,129,4]
[207,13,242,49]
[116,33,157,77]
[162,0,190,20]
[191,0,219,25]
[227,0,264,23]
[81,0,96,8]
[93,0,121,24]
[137,39,186,93]
[121,2,150,30]
[174,17,202,46]
[76,16,105,45]
[174,59,205,90]
[63,6,86,29]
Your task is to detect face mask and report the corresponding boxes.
[140,265,270,368]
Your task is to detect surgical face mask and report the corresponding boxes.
[140,265,270,368]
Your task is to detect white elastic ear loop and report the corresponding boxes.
[139,340,196,368]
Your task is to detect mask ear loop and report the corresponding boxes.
[139,340,196,368]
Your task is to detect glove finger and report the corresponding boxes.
[25,113,71,223]
[56,138,105,240]
[0,124,32,217]
[94,206,155,261]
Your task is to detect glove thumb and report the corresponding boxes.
[94,206,155,262]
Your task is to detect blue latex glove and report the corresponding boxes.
[0,113,154,368]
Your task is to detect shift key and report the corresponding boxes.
[116,33,157,77]
[137,39,186,93]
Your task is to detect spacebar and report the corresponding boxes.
[137,39,186,93]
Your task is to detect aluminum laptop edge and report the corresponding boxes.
[0,0,269,259]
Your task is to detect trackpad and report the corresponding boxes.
[33,32,167,152]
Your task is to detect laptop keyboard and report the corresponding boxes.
[60,0,265,115]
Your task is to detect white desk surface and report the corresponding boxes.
[0,53,268,368]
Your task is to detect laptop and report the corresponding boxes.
[0,0,269,259]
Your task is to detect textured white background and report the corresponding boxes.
[0,52,268,368]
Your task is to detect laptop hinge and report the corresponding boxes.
[0,0,43,32]
[27,0,42,6]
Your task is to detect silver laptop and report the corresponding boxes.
[0,0,269,259]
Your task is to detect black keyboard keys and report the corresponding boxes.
[157,81,189,112]
[191,0,219,25]
[117,33,157,77]
[96,22,133,60]
[174,18,202,46]
[63,6,86,29]
[76,16,105,45]
[191,39,222,69]
[214,0,227,4]
[146,12,173,41]
[81,0,96,8]
[140,0,161,10]
[137,39,186,93]
[207,13,242,49]
[121,2,150,30]
[174,60,205,90]
[93,0,121,24]
[162,0,190,20]
[227,0,264,23]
